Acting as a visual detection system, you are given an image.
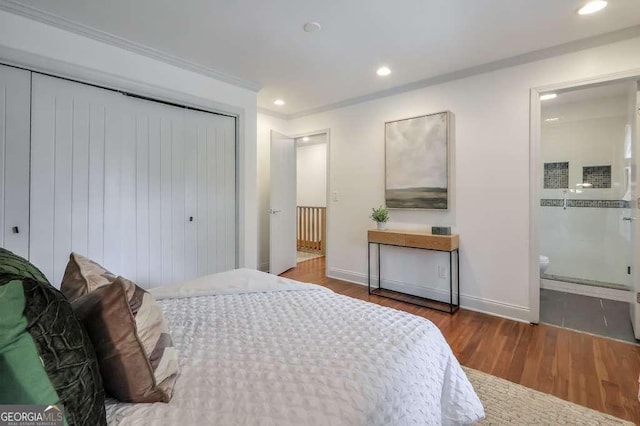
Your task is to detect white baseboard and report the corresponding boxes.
[258,262,269,273]
[327,267,531,323]
[541,279,630,302]
[327,267,370,286]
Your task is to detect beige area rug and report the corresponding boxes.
[464,367,633,425]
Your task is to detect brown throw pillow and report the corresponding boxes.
[72,276,178,403]
[61,253,116,301]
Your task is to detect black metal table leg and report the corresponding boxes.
[377,243,381,293]
[456,249,460,307]
[449,250,453,313]
[367,242,371,294]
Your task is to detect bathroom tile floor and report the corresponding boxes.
[540,288,638,344]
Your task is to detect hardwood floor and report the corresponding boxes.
[283,257,640,424]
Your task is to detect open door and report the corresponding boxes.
[630,84,640,339]
[269,131,297,275]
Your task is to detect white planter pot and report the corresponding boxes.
[376,222,387,230]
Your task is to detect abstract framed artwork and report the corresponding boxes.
[385,111,450,210]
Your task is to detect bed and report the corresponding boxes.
[104,268,484,425]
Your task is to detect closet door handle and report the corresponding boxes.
[12,226,19,234]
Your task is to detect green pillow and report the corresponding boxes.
[0,249,106,426]
[0,247,48,283]
[0,280,61,405]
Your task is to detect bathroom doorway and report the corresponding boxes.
[533,79,639,343]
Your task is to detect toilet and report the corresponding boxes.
[540,255,550,275]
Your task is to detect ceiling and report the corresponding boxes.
[8,0,640,116]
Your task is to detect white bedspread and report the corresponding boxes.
[105,269,484,425]
[148,268,328,300]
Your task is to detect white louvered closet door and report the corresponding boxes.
[0,65,31,258]
[30,73,237,288]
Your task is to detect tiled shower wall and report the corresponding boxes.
[583,165,612,189]
[543,162,613,190]
[543,162,569,189]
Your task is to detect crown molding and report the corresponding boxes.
[256,107,288,120]
[288,24,640,119]
[0,0,262,92]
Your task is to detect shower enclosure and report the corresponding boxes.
[539,82,635,291]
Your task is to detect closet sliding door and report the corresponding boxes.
[0,65,31,258]
[30,74,236,288]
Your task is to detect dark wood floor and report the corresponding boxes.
[282,257,640,424]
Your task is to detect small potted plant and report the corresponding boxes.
[370,205,390,230]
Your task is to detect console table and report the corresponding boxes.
[367,229,460,314]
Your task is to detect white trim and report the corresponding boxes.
[0,0,261,92]
[541,279,630,302]
[529,89,541,324]
[529,67,640,325]
[257,107,288,120]
[0,45,245,119]
[328,267,531,323]
[326,266,367,285]
[459,295,531,324]
[291,128,332,140]
[325,129,331,280]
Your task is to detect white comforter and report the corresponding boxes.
[105,269,484,425]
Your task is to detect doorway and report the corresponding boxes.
[295,133,328,265]
[530,77,639,343]
[269,130,330,275]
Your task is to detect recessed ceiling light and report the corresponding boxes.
[540,93,557,101]
[273,99,285,106]
[577,1,607,15]
[302,136,310,142]
[303,22,322,33]
[376,66,391,77]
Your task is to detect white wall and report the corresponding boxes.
[256,112,290,271]
[0,10,259,269]
[540,95,631,286]
[281,36,640,322]
[297,138,327,207]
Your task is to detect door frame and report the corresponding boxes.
[529,67,640,324]
[291,128,331,277]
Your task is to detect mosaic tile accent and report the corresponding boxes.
[582,165,611,189]
[540,199,630,208]
[543,162,569,189]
